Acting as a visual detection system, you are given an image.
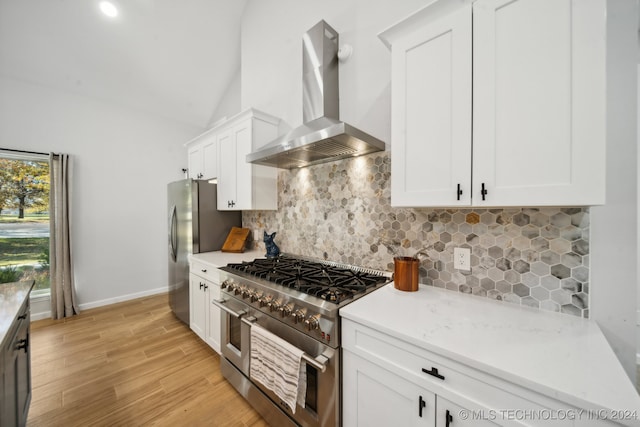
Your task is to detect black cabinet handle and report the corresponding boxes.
[421,367,445,380]
[201,269,207,273]
[227,200,236,208]
[199,282,204,290]
[481,183,488,201]
[457,184,462,201]
[16,337,28,353]
[18,313,27,320]
[418,395,426,417]
[203,284,208,291]
[445,409,453,427]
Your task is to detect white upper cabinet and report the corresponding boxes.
[186,130,218,180]
[388,4,472,207]
[379,0,606,207]
[216,109,280,211]
[473,0,605,206]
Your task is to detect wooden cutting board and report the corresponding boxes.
[221,227,251,253]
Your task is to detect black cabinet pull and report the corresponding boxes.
[445,409,453,427]
[199,282,204,290]
[418,395,426,418]
[481,183,488,200]
[18,313,27,320]
[421,367,445,380]
[201,269,207,273]
[203,284,208,291]
[456,184,462,201]
[16,337,28,353]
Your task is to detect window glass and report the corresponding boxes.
[0,153,50,293]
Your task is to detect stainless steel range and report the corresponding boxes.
[213,254,392,427]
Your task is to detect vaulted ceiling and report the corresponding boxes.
[0,0,247,128]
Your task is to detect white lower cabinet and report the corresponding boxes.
[343,350,435,426]
[341,319,592,427]
[343,350,497,427]
[189,260,223,353]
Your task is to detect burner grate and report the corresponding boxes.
[226,255,390,304]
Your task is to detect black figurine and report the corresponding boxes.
[264,231,280,258]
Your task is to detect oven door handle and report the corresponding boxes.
[241,316,329,373]
[212,299,247,318]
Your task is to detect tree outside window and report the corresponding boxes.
[0,156,50,292]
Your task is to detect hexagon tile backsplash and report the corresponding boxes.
[242,151,590,318]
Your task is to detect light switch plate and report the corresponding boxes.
[454,247,471,271]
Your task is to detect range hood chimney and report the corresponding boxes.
[246,20,385,169]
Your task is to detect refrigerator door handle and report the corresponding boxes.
[169,205,178,262]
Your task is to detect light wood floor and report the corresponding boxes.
[27,293,269,427]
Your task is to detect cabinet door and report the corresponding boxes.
[390,4,472,207]
[217,129,237,210]
[231,120,253,210]
[189,274,206,340]
[187,145,203,179]
[343,350,435,427]
[436,396,499,427]
[206,283,221,354]
[15,316,30,427]
[3,336,17,427]
[201,138,218,180]
[473,0,605,206]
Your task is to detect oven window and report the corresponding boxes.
[229,315,242,351]
[305,364,317,413]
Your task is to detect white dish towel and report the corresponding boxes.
[250,323,307,413]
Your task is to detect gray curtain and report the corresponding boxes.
[49,153,78,319]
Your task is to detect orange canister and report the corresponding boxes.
[393,256,420,292]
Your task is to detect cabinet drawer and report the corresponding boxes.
[190,259,220,283]
[343,320,579,426]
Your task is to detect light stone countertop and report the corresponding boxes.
[0,280,34,348]
[189,249,265,268]
[340,283,640,423]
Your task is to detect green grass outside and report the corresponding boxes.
[0,213,49,223]
[0,237,50,290]
[0,237,49,266]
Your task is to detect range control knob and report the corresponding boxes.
[279,304,293,318]
[250,291,263,303]
[220,280,229,290]
[304,315,320,331]
[293,309,306,324]
[268,300,282,313]
[241,288,251,299]
[259,295,273,308]
[234,286,245,296]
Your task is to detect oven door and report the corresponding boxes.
[215,297,251,375]
[245,312,338,427]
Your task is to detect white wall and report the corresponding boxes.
[241,0,640,379]
[590,0,638,381]
[0,76,202,312]
[240,0,429,142]
[208,68,242,127]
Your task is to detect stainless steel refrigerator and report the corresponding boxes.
[168,179,241,324]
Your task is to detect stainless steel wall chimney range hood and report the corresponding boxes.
[246,20,386,169]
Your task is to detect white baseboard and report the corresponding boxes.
[78,286,168,311]
[30,286,169,321]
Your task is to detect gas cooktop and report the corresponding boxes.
[224,254,391,305]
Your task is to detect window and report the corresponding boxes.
[0,151,50,294]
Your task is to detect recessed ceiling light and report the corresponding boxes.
[99,1,118,18]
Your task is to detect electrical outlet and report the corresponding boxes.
[454,247,471,271]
